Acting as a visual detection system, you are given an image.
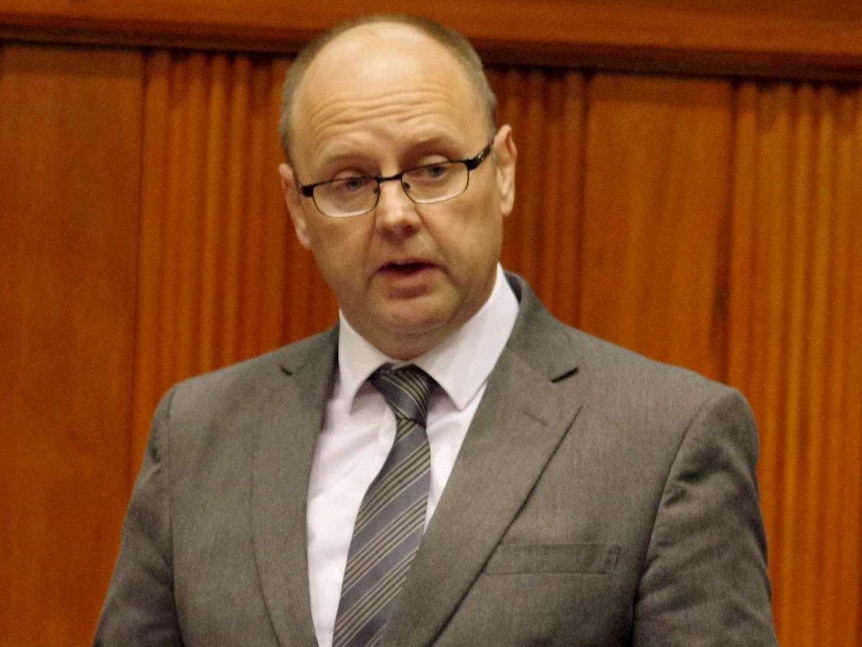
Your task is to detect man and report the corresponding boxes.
[96,14,778,646]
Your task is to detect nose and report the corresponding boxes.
[373,178,421,234]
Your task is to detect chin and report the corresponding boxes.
[383,314,446,338]
[379,307,454,340]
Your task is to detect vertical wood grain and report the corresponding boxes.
[579,74,733,380]
[728,80,862,646]
[0,43,143,646]
[832,87,862,647]
[130,51,337,471]
[489,66,586,326]
[3,36,861,647]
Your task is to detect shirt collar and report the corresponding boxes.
[337,266,519,410]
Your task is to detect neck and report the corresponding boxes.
[366,328,450,361]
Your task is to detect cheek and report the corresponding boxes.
[444,203,503,261]
[306,222,367,281]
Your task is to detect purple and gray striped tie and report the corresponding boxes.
[332,364,436,647]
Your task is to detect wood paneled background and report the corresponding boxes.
[1,2,860,645]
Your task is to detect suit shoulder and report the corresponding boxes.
[163,329,336,416]
[559,324,746,425]
[507,274,735,406]
[567,325,712,383]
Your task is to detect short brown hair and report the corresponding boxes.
[278,14,498,161]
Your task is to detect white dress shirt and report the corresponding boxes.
[306,266,519,647]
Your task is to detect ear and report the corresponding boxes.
[492,125,517,217]
[279,162,311,249]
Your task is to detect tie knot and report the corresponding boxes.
[370,365,436,426]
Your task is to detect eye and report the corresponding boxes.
[409,162,454,182]
[331,176,373,194]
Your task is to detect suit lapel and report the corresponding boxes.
[247,275,579,647]
[252,329,338,647]
[384,277,582,647]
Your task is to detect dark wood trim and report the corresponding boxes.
[2,1,862,80]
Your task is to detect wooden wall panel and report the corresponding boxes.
[130,50,337,471]
[3,34,862,646]
[0,44,143,646]
[490,67,586,326]
[579,74,733,381]
[728,81,862,646]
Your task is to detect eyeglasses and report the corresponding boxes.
[297,143,493,218]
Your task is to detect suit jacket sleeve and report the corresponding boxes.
[94,388,184,646]
[633,388,776,646]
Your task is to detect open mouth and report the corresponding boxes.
[383,261,433,274]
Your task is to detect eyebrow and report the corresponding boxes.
[323,130,463,158]
[313,134,465,177]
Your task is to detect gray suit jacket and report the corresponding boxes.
[95,274,777,646]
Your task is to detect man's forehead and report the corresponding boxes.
[294,22,475,120]
[300,22,462,91]
[315,22,443,61]
[287,20,486,164]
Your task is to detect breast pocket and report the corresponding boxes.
[483,543,620,575]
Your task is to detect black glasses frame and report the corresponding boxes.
[297,142,493,211]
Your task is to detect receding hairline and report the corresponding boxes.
[278,14,498,161]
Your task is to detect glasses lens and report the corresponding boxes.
[314,176,378,217]
[403,162,469,204]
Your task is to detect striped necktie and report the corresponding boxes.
[332,364,436,647]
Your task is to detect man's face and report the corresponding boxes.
[279,24,516,359]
